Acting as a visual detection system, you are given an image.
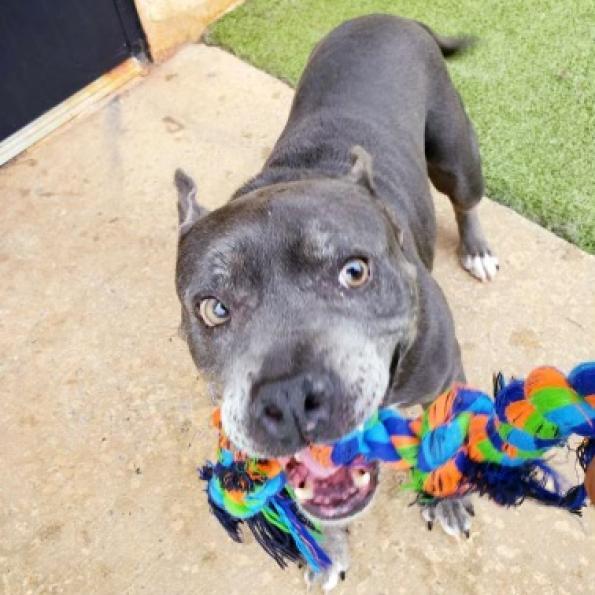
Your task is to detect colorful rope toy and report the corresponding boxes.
[199,362,595,572]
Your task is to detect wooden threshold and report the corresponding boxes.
[0,57,146,166]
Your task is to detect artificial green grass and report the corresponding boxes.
[207,0,595,253]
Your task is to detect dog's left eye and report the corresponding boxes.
[339,257,370,289]
[198,298,230,327]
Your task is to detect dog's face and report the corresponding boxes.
[175,149,418,520]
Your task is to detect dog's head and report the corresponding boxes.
[175,148,418,520]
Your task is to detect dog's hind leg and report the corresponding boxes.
[425,84,499,282]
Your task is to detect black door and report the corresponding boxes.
[0,0,146,141]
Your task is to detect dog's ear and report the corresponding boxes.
[347,147,402,246]
[347,145,376,195]
[174,168,208,235]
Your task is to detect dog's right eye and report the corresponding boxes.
[197,298,230,327]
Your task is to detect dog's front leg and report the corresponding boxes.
[304,525,350,591]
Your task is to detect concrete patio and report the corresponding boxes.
[1,44,593,594]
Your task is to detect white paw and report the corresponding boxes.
[460,252,499,282]
[421,496,475,538]
[305,561,348,592]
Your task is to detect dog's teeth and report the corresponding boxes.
[352,470,370,488]
[294,485,314,501]
[294,452,304,463]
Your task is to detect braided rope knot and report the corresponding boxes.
[208,449,286,519]
[200,362,595,571]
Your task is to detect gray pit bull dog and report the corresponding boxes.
[175,15,497,589]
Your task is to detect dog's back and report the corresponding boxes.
[237,15,477,270]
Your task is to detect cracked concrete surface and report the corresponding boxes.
[0,44,593,594]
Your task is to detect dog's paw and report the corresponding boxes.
[304,526,349,592]
[421,496,474,538]
[305,562,348,592]
[455,208,499,282]
[460,251,499,282]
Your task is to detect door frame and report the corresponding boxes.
[114,0,150,59]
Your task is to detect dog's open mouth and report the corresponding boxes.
[281,450,379,520]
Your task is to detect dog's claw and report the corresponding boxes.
[464,500,475,517]
[339,571,346,581]
[427,520,433,531]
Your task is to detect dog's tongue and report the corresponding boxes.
[279,449,339,478]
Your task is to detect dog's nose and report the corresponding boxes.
[252,373,333,442]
